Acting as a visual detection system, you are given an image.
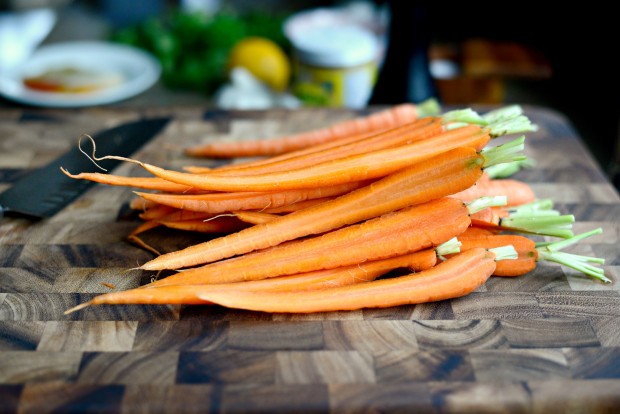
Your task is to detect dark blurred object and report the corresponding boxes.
[101,0,164,28]
[0,0,70,11]
[370,1,436,105]
[430,39,552,104]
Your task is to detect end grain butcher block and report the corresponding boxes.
[1,105,619,413]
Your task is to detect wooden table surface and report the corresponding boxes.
[1,105,619,413]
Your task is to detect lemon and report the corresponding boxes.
[228,37,291,92]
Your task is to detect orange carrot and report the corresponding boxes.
[469,206,510,228]
[458,226,500,237]
[127,220,163,256]
[140,145,487,271]
[188,103,534,174]
[193,117,443,176]
[197,116,436,174]
[233,211,280,225]
[157,216,249,233]
[65,249,441,310]
[260,197,336,214]
[109,124,490,192]
[129,196,159,211]
[468,207,575,239]
[134,180,370,214]
[451,177,535,206]
[144,197,472,286]
[129,210,227,252]
[60,168,195,193]
[185,102,427,158]
[457,228,608,281]
[191,247,498,313]
[457,234,537,276]
[138,205,177,221]
[159,209,217,222]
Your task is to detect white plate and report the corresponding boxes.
[0,41,161,107]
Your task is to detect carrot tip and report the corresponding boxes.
[64,302,91,315]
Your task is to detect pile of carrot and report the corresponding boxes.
[63,102,608,315]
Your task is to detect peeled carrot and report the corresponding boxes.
[197,115,439,174]
[456,229,608,282]
[185,102,430,158]
[469,206,510,227]
[138,205,177,221]
[470,208,575,239]
[65,249,442,310]
[451,177,535,206]
[233,211,280,225]
[458,226,500,238]
[193,117,443,176]
[192,247,498,313]
[108,124,490,193]
[155,209,217,222]
[457,234,537,276]
[188,104,533,173]
[143,197,472,286]
[134,180,370,214]
[259,197,336,214]
[60,168,195,193]
[140,145,488,271]
[158,216,249,234]
[129,196,159,211]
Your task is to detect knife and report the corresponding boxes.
[0,117,170,219]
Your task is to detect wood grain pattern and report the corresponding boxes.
[0,105,619,413]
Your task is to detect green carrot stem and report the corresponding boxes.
[466,196,508,215]
[549,251,605,265]
[481,136,527,168]
[484,157,536,179]
[499,214,575,238]
[529,229,608,282]
[540,228,603,252]
[441,108,488,126]
[489,245,518,261]
[435,237,462,260]
[536,250,610,283]
[488,115,538,138]
[509,198,555,213]
[509,210,560,218]
[416,98,441,117]
[482,105,523,123]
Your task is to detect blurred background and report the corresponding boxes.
[1,0,618,187]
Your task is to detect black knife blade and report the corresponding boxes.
[0,117,170,219]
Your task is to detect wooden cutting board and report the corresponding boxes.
[1,105,619,413]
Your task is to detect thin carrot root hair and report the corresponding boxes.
[76,133,148,172]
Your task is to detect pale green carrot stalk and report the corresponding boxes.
[499,214,575,238]
[484,157,536,179]
[535,228,609,282]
